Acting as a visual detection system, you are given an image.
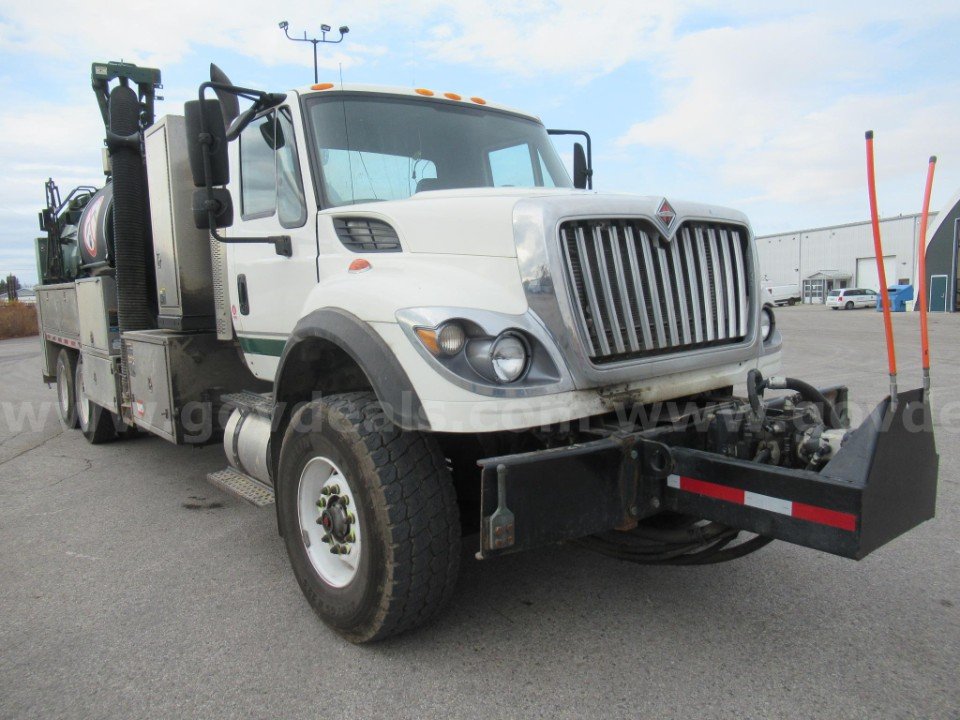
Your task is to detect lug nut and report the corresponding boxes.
[346,531,356,543]
[346,512,355,524]
[340,495,349,506]
[321,533,331,543]
[328,484,341,495]
[321,487,332,496]
[317,497,326,508]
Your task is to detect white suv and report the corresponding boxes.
[827,288,878,310]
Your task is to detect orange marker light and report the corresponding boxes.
[348,258,372,273]
[470,96,487,105]
[443,92,462,101]
[312,83,334,91]
[414,327,441,356]
[415,88,435,96]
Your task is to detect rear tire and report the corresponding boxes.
[277,391,461,643]
[75,356,117,444]
[845,301,854,310]
[55,349,79,429]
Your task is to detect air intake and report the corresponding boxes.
[333,217,401,252]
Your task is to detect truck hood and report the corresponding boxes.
[320,188,752,258]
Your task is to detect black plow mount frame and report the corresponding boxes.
[478,387,938,561]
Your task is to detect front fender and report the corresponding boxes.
[275,308,430,431]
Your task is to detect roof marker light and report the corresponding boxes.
[415,88,435,96]
[312,83,334,90]
[443,92,462,101]
[470,96,487,105]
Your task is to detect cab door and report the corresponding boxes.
[227,101,318,380]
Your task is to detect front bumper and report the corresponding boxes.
[477,387,938,561]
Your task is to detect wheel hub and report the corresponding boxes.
[319,497,352,542]
[297,457,362,587]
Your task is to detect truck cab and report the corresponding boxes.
[220,84,781,434]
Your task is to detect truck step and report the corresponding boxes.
[207,467,275,507]
[221,390,274,417]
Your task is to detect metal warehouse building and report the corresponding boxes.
[756,188,960,308]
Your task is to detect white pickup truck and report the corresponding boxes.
[32,61,938,642]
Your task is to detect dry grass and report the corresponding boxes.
[0,302,39,339]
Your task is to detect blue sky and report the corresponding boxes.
[1,0,958,284]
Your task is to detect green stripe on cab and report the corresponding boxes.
[238,336,287,357]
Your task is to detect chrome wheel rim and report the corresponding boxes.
[56,360,70,420]
[75,360,89,428]
[297,456,362,588]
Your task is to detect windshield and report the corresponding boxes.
[303,94,572,207]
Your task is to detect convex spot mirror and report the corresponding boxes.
[573,142,588,190]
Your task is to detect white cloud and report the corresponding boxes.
[419,1,686,81]
[616,8,960,230]
[0,0,390,72]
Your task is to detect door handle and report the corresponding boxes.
[237,274,250,316]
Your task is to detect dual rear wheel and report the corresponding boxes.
[54,348,117,444]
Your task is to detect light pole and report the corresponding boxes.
[278,21,349,84]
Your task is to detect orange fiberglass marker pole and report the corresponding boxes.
[917,155,937,395]
[865,130,898,403]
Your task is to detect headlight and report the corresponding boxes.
[490,333,528,383]
[414,322,466,357]
[760,306,775,341]
[437,323,466,356]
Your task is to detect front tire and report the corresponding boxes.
[55,349,79,429]
[277,392,460,643]
[75,356,117,444]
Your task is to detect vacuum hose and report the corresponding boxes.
[108,85,154,334]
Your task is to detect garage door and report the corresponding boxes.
[856,256,897,291]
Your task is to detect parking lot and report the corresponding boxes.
[1,304,958,719]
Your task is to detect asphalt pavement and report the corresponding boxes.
[1,305,957,719]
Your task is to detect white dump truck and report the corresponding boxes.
[33,61,938,642]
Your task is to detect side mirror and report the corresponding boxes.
[209,63,240,127]
[184,99,229,187]
[573,143,588,190]
[193,188,233,230]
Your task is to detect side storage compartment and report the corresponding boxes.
[144,115,216,331]
[76,276,120,356]
[79,350,122,415]
[36,282,80,379]
[123,330,266,445]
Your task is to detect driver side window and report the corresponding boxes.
[239,109,307,227]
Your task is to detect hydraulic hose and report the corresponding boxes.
[780,377,843,429]
[747,369,843,429]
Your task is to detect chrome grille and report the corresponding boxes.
[560,219,750,363]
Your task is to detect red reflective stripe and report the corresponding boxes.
[792,502,857,531]
[679,476,745,505]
